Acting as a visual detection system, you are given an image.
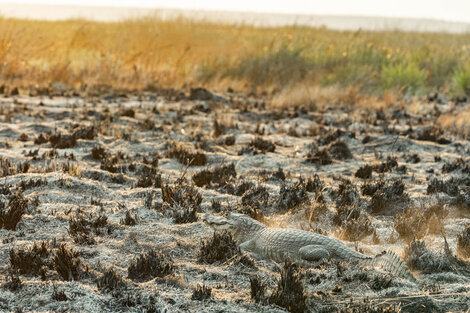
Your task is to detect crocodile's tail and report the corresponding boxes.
[361,250,416,282]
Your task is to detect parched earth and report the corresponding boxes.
[0,89,469,312]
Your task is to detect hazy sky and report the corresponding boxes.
[3,0,470,23]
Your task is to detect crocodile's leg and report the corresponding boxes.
[299,245,330,262]
[239,239,256,251]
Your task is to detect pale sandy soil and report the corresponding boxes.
[0,91,468,312]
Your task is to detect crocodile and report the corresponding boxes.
[202,212,416,281]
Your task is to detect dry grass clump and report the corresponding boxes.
[127,249,174,282]
[374,156,398,173]
[161,179,202,222]
[404,239,453,274]
[437,108,470,139]
[250,275,268,303]
[49,133,77,149]
[427,177,464,198]
[18,178,48,190]
[442,158,470,174]
[394,203,448,241]
[335,179,360,209]
[0,156,20,177]
[457,225,470,259]
[91,145,106,160]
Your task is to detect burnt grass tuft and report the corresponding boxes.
[191,284,212,301]
[18,178,48,190]
[328,140,352,160]
[0,191,27,230]
[9,241,50,279]
[120,210,138,226]
[442,158,470,174]
[366,179,408,215]
[306,148,332,165]
[49,133,77,149]
[355,164,373,179]
[198,231,240,264]
[172,206,198,224]
[53,244,84,281]
[91,145,106,160]
[127,249,174,282]
[162,179,201,223]
[374,156,398,173]
[240,184,269,218]
[97,267,126,292]
[250,275,267,303]
[404,239,454,274]
[167,144,207,166]
[3,272,22,291]
[192,163,236,188]
[136,165,162,188]
[68,212,110,245]
[277,180,310,211]
[269,261,307,313]
[250,136,275,153]
[457,225,470,258]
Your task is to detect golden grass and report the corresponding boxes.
[437,108,470,139]
[1,15,470,103]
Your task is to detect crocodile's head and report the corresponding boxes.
[202,212,265,243]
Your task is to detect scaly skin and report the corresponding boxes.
[202,212,415,281]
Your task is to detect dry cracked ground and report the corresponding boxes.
[0,88,469,312]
